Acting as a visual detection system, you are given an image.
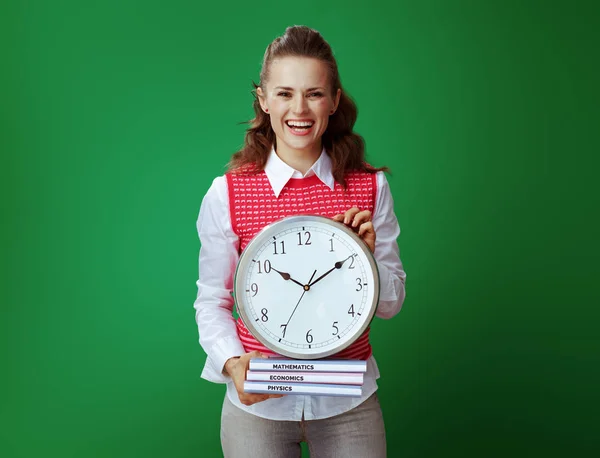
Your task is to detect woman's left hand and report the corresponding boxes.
[333,207,376,253]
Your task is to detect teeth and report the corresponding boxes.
[286,121,314,127]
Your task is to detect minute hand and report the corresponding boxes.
[309,255,353,287]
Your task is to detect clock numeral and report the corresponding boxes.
[272,240,286,255]
[306,329,313,343]
[256,259,272,274]
[261,308,269,322]
[356,278,363,291]
[297,231,312,246]
[332,321,339,335]
[348,304,355,317]
[349,255,355,269]
[280,324,287,338]
[329,238,334,252]
[250,283,258,296]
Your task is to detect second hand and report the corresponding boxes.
[284,269,317,327]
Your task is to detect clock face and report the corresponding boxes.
[234,215,380,359]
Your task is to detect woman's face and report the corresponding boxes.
[258,56,341,159]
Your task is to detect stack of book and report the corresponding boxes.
[244,358,367,397]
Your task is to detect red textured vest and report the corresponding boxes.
[227,166,378,360]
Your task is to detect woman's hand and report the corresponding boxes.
[224,351,285,406]
[333,207,376,252]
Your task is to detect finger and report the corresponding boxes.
[237,351,263,373]
[252,394,272,403]
[358,222,376,252]
[332,214,345,222]
[343,207,361,225]
[239,350,262,363]
[357,221,375,238]
[241,393,272,405]
[351,210,372,228]
[239,393,264,404]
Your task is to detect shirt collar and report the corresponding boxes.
[264,147,335,197]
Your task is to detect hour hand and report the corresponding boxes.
[271,267,305,288]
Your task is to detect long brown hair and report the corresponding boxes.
[228,25,387,186]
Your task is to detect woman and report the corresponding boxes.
[194,25,406,457]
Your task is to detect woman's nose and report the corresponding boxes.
[292,95,308,114]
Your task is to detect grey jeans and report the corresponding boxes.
[220,393,386,457]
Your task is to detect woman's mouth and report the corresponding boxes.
[285,120,315,136]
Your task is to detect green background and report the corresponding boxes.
[2,0,598,457]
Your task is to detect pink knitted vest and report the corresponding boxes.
[226,165,378,360]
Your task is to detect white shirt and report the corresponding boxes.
[193,148,406,420]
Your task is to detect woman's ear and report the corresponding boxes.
[331,88,341,114]
[256,87,269,113]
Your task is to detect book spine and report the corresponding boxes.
[248,358,367,373]
[244,381,362,397]
[246,371,364,385]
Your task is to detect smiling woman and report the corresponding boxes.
[228,26,386,187]
[193,25,407,458]
[256,56,339,172]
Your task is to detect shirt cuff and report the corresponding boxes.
[377,262,397,302]
[201,335,246,384]
[375,261,405,319]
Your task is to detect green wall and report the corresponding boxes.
[2,0,598,457]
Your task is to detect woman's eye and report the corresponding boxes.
[308,92,323,98]
[277,92,291,98]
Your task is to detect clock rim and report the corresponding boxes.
[233,214,380,360]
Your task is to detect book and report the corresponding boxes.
[246,370,364,385]
[244,381,362,397]
[248,358,367,373]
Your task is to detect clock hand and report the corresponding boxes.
[270,267,305,288]
[309,255,353,287]
[284,269,317,327]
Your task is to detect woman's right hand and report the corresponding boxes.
[224,350,285,406]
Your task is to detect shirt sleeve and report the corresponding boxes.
[193,176,245,384]
[372,172,407,319]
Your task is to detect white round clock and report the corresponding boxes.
[233,215,380,359]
